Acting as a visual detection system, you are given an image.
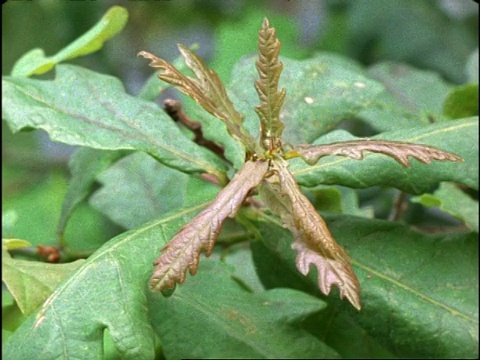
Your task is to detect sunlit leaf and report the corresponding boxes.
[2,242,84,316]
[151,160,269,293]
[2,65,228,183]
[2,239,31,251]
[11,6,128,77]
[443,83,479,120]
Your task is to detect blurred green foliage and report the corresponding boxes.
[3,0,477,82]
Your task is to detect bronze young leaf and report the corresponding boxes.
[138,47,257,154]
[140,18,463,309]
[151,160,269,293]
[254,17,286,153]
[285,139,463,167]
[260,158,361,310]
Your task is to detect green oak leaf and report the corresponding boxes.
[251,214,478,359]
[149,261,339,359]
[2,241,85,316]
[2,65,228,183]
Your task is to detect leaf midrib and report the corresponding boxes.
[352,260,478,324]
[173,290,287,358]
[33,201,211,324]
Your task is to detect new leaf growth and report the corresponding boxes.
[150,160,269,293]
[139,18,463,310]
[254,18,286,153]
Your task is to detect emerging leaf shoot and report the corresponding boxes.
[150,160,269,293]
[139,47,257,153]
[260,158,361,309]
[254,18,286,153]
[285,139,463,167]
[140,18,463,309]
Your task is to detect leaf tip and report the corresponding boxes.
[137,50,153,60]
[160,286,175,297]
[341,286,362,311]
[149,267,179,296]
[262,17,271,29]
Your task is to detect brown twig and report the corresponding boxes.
[389,191,408,221]
[163,99,227,160]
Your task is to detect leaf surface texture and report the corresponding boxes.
[261,159,361,309]
[150,160,269,292]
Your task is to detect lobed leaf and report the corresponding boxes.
[254,18,286,151]
[150,160,269,293]
[2,242,85,316]
[289,118,478,193]
[149,261,339,359]
[251,215,478,358]
[2,65,228,183]
[286,139,462,167]
[260,159,361,310]
[209,8,310,82]
[138,48,257,153]
[136,44,199,102]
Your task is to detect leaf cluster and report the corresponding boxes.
[2,7,478,360]
[138,18,463,311]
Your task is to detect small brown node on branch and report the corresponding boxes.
[37,245,61,263]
